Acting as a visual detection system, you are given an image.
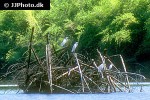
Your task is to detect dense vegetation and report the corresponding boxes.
[0,0,150,77]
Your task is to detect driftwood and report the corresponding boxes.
[1,29,146,94]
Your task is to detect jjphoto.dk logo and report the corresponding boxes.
[4,3,9,8]
[4,2,44,8]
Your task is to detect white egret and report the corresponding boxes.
[98,63,104,72]
[60,37,68,47]
[97,63,105,78]
[108,64,113,70]
[71,42,78,52]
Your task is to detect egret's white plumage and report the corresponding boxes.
[97,63,105,78]
[98,63,104,72]
[71,42,78,52]
[61,37,68,47]
[108,64,113,70]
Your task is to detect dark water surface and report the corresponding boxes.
[0,82,150,100]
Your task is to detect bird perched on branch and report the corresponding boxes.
[108,64,113,70]
[98,63,104,72]
[96,63,105,78]
[92,59,105,78]
[60,37,68,47]
[71,42,78,52]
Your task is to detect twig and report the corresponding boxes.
[56,66,78,80]
[52,84,75,93]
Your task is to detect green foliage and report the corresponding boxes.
[0,11,36,64]
[0,0,150,65]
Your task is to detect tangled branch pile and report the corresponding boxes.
[1,28,146,94]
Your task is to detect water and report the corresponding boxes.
[0,83,150,100]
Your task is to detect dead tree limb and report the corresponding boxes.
[46,34,53,93]
[25,27,34,87]
[120,55,130,92]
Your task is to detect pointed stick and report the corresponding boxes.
[46,34,53,93]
